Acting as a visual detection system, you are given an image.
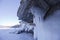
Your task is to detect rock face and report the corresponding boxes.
[17,0,60,40]
[17,0,60,23]
[17,0,34,23]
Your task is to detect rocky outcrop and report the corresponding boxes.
[17,0,60,23]
[17,0,60,40]
[17,0,33,23]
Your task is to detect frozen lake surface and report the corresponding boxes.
[0,28,34,40]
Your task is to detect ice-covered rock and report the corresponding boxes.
[17,0,60,40]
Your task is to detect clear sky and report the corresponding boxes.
[0,0,20,26]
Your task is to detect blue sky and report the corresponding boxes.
[0,0,20,26]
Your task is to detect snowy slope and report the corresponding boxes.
[0,28,34,40]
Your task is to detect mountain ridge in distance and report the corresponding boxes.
[0,25,11,28]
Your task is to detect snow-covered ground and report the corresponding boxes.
[0,28,34,40]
